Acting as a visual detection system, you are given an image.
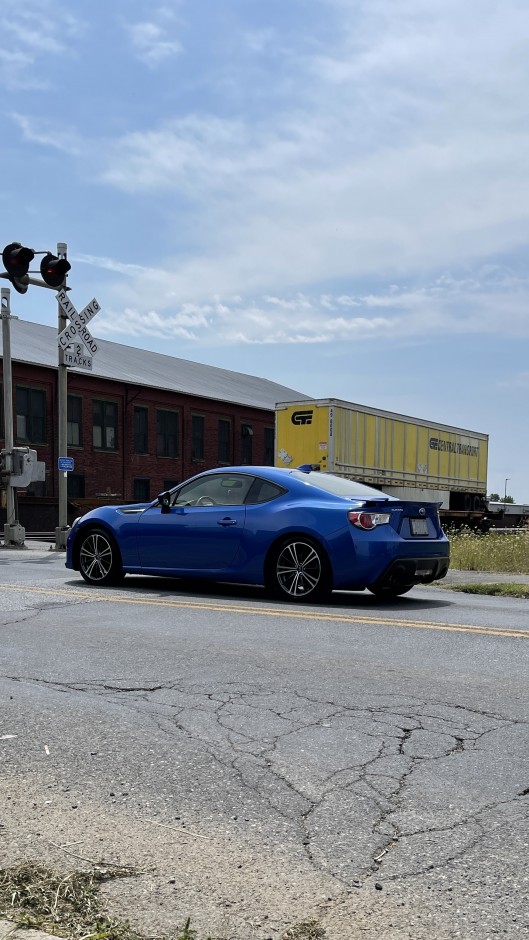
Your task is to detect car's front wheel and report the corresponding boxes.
[78,527,125,586]
[267,537,331,602]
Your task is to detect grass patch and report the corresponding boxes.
[282,923,326,939]
[0,862,325,940]
[0,862,200,940]
[447,528,529,575]
[444,583,529,598]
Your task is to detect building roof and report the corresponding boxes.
[1,317,309,411]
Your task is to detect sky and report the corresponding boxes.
[1,0,528,501]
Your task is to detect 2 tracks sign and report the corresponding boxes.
[56,289,101,371]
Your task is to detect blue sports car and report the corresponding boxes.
[65,465,450,601]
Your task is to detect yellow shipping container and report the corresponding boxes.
[276,399,488,515]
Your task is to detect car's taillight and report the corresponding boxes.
[348,511,391,530]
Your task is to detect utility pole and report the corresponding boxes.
[1,287,26,546]
[1,239,71,549]
[55,242,69,550]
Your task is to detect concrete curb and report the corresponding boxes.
[0,921,52,940]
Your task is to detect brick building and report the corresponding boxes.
[1,318,308,529]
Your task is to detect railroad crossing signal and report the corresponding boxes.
[1,241,70,292]
[2,242,35,293]
[57,289,101,371]
[40,252,71,288]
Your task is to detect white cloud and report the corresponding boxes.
[127,21,182,66]
[243,28,277,54]
[7,0,529,356]
[0,2,85,88]
[96,270,529,349]
[9,113,81,156]
[124,3,184,67]
[74,253,157,277]
[90,0,529,312]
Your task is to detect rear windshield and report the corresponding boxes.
[290,470,396,500]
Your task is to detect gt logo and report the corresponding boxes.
[291,410,313,426]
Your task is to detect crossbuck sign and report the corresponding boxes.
[57,289,101,371]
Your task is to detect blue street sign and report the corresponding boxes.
[58,457,74,472]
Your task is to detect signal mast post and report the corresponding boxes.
[55,243,70,550]
[1,239,71,549]
[1,288,25,546]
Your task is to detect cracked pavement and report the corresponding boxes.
[1,552,529,938]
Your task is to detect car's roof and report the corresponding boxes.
[195,465,393,500]
[200,465,295,477]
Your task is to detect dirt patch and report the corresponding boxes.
[0,772,340,939]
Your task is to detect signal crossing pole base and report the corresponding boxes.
[53,526,70,551]
[3,522,26,548]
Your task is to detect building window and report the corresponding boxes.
[134,406,148,454]
[163,479,180,491]
[133,478,150,502]
[264,427,274,466]
[16,387,46,443]
[67,395,82,447]
[156,409,179,457]
[93,400,118,450]
[67,473,85,498]
[192,414,205,460]
[26,479,47,497]
[218,419,231,463]
[241,423,253,465]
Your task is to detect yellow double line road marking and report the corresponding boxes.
[3,583,529,639]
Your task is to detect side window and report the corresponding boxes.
[173,474,254,507]
[173,477,218,506]
[246,479,285,504]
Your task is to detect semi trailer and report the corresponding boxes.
[276,399,489,529]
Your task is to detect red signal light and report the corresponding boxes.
[2,242,35,293]
[40,252,71,288]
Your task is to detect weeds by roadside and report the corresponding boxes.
[443,582,529,598]
[0,862,326,940]
[447,528,529,574]
[282,923,326,939]
[0,862,202,940]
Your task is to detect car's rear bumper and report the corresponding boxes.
[370,554,450,591]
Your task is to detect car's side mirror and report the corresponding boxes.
[159,491,172,514]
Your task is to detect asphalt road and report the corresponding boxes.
[1,544,528,940]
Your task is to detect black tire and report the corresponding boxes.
[368,583,414,600]
[267,537,331,602]
[78,527,125,586]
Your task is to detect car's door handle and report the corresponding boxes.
[218,518,237,526]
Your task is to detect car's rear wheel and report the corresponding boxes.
[267,537,331,602]
[78,527,125,586]
[368,584,414,599]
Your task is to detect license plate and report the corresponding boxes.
[410,518,429,536]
